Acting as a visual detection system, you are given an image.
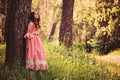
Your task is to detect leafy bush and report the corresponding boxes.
[74,0,120,54]
[89,18,120,54]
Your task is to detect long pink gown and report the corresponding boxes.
[24,22,48,70]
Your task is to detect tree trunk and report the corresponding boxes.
[44,0,49,17]
[48,22,57,41]
[81,24,87,51]
[59,0,74,48]
[5,0,32,67]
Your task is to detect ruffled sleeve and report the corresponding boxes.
[24,22,34,39]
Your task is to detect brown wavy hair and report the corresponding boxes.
[29,12,40,28]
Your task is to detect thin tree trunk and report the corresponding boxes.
[5,0,32,67]
[59,0,74,48]
[44,0,49,17]
[48,22,57,41]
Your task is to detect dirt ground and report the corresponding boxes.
[97,56,120,65]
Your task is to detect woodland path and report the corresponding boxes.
[97,55,120,65]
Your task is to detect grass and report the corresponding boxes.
[108,49,120,56]
[97,59,120,78]
[0,42,120,80]
[0,44,5,63]
[92,48,120,79]
[0,43,5,52]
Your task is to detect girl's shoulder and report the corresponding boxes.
[29,21,34,25]
[28,22,35,26]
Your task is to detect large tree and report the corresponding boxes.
[5,0,32,67]
[59,0,74,48]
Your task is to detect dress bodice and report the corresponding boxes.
[24,22,39,39]
[28,22,39,35]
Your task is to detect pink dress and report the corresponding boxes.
[24,22,48,70]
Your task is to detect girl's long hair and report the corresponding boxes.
[28,12,40,28]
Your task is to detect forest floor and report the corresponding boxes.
[96,55,120,75]
[96,55,120,76]
[97,55,120,65]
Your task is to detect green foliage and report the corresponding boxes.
[0,42,120,79]
[89,15,120,54]
[31,0,62,40]
[0,66,28,80]
[32,0,40,10]
[0,44,5,62]
[92,0,120,53]
[74,0,120,54]
[31,0,120,53]
[72,42,84,50]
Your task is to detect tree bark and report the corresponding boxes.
[48,22,57,41]
[5,0,32,67]
[59,0,74,48]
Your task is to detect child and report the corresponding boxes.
[24,12,48,71]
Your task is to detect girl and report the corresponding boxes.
[24,12,48,71]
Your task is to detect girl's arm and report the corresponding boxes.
[24,22,34,39]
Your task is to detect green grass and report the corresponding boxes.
[0,42,120,80]
[108,49,120,56]
[0,43,5,51]
[97,59,120,78]
[106,49,120,74]
[94,48,120,77]
[0,44,5,63]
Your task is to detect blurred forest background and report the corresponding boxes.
[0,0,120,80]
[0,0,120,53]
[1,0,120,54]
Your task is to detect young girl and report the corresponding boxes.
[24,12,48,71]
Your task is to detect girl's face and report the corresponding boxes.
[34,12,39,19]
